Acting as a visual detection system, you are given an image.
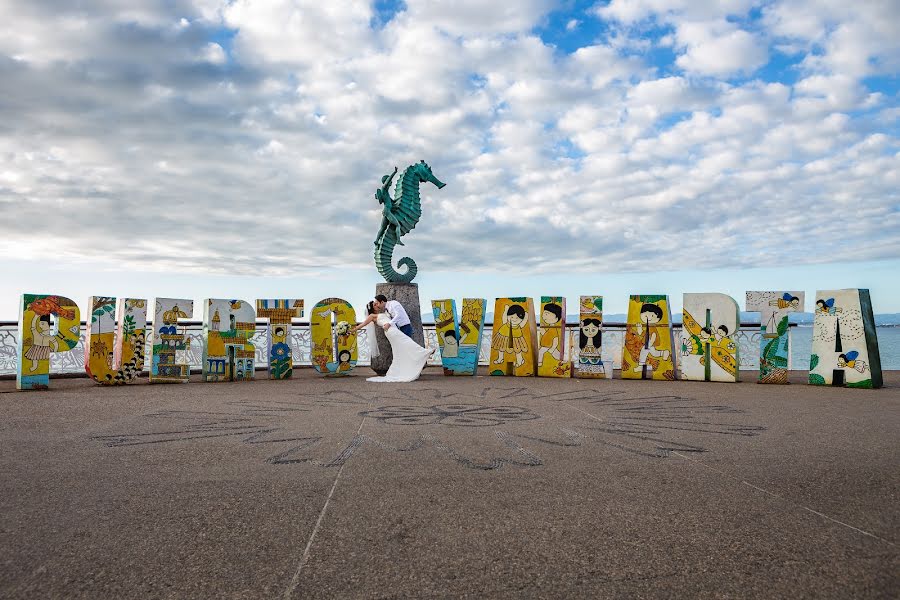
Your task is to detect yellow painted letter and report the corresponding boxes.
[84,297,148,385]
[489,297,538,377]
[310,298,357,376]
[537,296,572,378]
[17,294,81,390]
[621,295,676,381]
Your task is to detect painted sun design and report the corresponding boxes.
[359,404,539,427]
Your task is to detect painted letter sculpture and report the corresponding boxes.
[84,296,147,385]
[621,295,676,380]
[538,296,572,378]
[310,298,358,376]
[490,297,538,377]
[681,293,740,383]
[202,299,256,382]
[746,291,804,384]
[149,298,193,384]
[257,299,304,380]
[808,289,882,388]
[575,296,605,379]
[432,298,486,376]
[17,294,81,390]
[374,160,445,283]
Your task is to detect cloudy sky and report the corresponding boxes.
[1,0,899,319]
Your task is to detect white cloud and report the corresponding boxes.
[198,42,226,64]
[597,0,756,25]
[403,0,555,36]
[627,76,718,113]
[222,0,375,65]
[599,3,768,77]
[674,26,768,76]
[763,0,900,77]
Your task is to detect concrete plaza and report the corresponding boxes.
[1,369,898,598]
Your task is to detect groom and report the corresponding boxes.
[373,294,414,338]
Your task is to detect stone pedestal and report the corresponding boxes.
[371,282,425,375]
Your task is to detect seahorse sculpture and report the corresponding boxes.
[374,160,445,283]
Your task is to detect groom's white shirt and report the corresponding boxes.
[384,300,411,328]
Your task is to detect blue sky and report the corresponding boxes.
[1,0,898,320]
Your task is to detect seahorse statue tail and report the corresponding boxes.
[375,232,417,284]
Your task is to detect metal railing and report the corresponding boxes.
[0,320,787,377]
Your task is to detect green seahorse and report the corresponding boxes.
[374,160,445,283]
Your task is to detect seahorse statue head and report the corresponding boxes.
[411,160,446,189]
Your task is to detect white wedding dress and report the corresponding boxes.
[366,313,433,382]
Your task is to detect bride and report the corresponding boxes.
[354,301,434,382]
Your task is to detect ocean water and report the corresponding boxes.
[438,345,479,374]
[790,326,900,370]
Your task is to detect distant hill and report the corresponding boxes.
[874,313,900,326]
[789,312,900,327]
[422,311,900,327]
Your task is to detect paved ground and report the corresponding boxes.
[1,369,898,599]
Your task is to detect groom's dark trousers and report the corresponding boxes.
[398,324,414,338]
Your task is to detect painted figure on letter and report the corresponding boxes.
[492,304,529,368]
